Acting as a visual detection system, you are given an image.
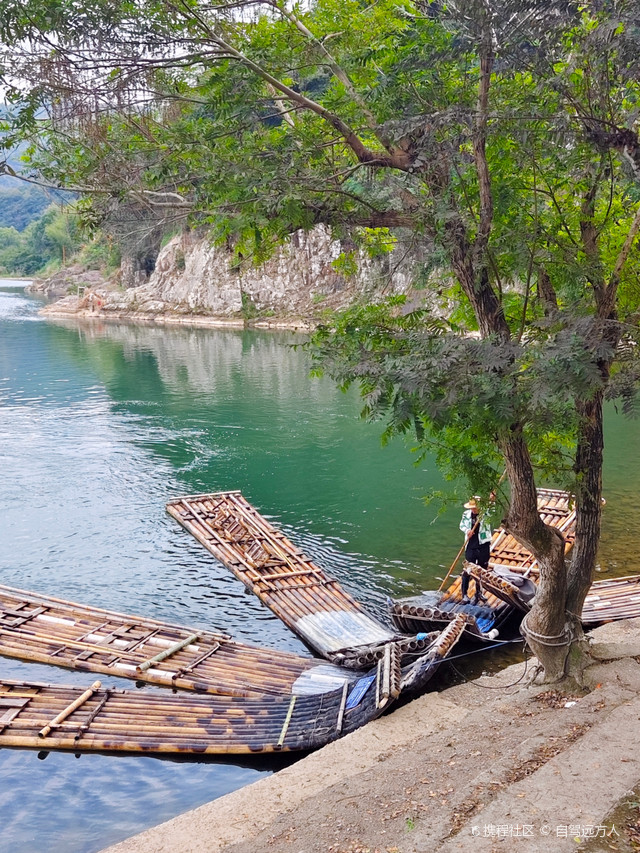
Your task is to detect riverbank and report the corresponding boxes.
[100,617,640,853]
[40,299,315,331]
[31,224,431,330]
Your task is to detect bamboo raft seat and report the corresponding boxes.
[0,615,468,757]
[0,585,355,698]
[391,489,577,641]
[166,492,435,666]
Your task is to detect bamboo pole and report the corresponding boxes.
[277,696,296,748]
[136,633,201,673]
[39,681,101,738]
[438,520,479,593]
[335,680,349,734]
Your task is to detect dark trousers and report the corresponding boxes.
[461,542,490,601]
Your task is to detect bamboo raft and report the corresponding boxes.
[0,584,352,698]
[0,615,467,756]
[391,489,577,641]
[166,492,434,666]
[582,576,640,625]
[471,569,640,627]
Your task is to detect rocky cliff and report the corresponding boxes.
[43,226,428,327]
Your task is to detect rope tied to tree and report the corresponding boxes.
[520,612,571,647]
[565,609,583,621]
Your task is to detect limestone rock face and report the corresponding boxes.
[41,226,430,325]
[101,227,421,319]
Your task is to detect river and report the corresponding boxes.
[0,281,638,853]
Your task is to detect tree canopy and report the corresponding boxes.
[2,0,640,680]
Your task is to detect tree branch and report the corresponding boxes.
[601,203,640,318]
[471,13,494,266]
[579,158,607,302]
[267,2,386,140]
[170,0,411,171]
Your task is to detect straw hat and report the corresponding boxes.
[463,497,479,510]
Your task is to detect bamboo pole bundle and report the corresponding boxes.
[582,575,640,624]
[0,629,308,693]
[172,496,330,601]
[0,586,227,641]
[0,674,367,754]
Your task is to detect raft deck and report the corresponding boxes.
[0,584,349,698]
[167,492,432,666]
[580,575,640,626]
[0,676,380,755]
[0,615,467,757]
[484,488,576,581]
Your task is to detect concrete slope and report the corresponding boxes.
[101,617,640,853]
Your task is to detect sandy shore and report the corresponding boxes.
[100,617,640,853]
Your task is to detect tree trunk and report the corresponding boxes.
[537,266,558,315]
[524,537,570,681]
[500,430,570,681]
[445,220,509,339]
[566,391,605,633]
[439,29,572,680]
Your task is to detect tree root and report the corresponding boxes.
[523,635,596,688]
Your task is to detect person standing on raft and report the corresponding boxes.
[459,497,492,604]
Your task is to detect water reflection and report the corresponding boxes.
[37,315,465,604]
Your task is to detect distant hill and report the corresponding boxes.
[1,107,64,230]
[0,178,52,230]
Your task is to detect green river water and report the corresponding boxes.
[0,281,638,852]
